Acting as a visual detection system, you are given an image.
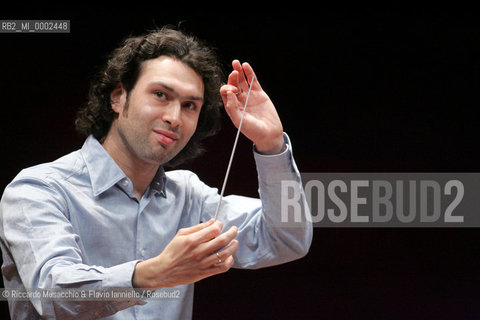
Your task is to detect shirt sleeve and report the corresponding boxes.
[0,176,145,319]
[198,132,313,269]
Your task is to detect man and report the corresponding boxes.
[0,26,312,319]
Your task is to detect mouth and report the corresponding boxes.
[153,129,179,146]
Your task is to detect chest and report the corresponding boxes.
[62,185,201,266]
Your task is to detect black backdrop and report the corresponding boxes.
[1,8,480,319]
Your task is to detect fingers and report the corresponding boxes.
[190,224,238,269]
[138,222,239,288]
[223,93,242,128]
[178,219,222,244]
[177,219,214,235]
[219,84,240,98]
[210,239,238,265]
[203,226,238,271]
[231,60,261,91]
[203,225,238,253]
[220,59,261,128]
[220,59,260,108]
[226,68,241,90]
[179,222,238,264]
[222,60,258,92]
[232,60,248,87]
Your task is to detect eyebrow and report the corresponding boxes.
[153,82,204,102]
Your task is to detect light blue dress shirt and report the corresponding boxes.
[0,133,312,319]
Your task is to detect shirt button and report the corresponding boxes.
[122,179,129,186]
[140,249,145,257]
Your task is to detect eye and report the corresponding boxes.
[183,101,198,111]
[154,91,167,100]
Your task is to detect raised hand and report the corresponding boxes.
[220,60,285,155]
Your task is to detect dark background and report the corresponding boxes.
[1,7,480,319]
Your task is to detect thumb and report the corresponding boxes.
[224,91,244,128]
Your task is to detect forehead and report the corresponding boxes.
[137,56,204,96]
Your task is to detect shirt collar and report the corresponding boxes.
[81,135,126,196]
[81,135,167,197]
[151,166,167,197]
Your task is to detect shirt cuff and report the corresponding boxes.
[253,133,300,182]
[103,260,141,288]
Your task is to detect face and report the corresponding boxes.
[109,56,204,166]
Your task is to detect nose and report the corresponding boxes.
[162,101,181,128]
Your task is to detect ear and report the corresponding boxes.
[110,82,127,114]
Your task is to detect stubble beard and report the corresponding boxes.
[117,124,183,166]
[116,113,180,167]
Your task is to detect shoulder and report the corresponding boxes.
[164,169,205,189]
[5,149,85,192]
[1,150,87,220]
[164,169,217,196]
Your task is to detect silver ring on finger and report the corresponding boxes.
[216,252,222,264]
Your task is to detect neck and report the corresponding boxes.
[102,133,159,200]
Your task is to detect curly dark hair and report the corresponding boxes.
[75,26,225,167]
